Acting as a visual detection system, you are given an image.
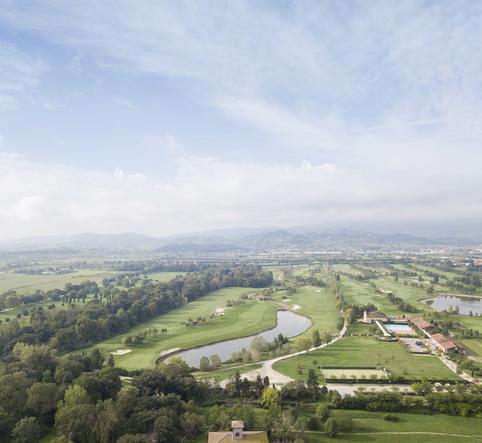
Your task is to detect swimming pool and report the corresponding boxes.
[385,323,413,333]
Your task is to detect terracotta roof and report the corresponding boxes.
[207,431,269,443]
[431,333,457,350]
[410,317,432,330]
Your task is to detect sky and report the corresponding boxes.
[0,0,481,239]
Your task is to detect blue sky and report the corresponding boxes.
[0,0,481,238]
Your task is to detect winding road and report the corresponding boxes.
[221,321,348,387]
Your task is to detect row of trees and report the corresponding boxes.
[0,266,273,358]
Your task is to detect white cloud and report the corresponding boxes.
[0,95,17,111]
[115,97,134,110]
[0,152,480,239]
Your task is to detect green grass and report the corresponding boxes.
[0,270,117,294]
[76,287,279,370]
[460,339,482,359]
[147,271,188,282]
[307,409,482,442]
[276,285,339,336]
[274,336,460,381]
[194,363,262,382]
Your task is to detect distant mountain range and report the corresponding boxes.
[0,226,477,253]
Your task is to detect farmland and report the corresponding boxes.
[0,270,116,294]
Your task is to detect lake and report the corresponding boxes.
[424,294,482,316]
[170,310,311,367]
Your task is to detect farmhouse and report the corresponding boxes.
[362,310,388,324]
[208,421,269,443]
[431,333,458,353]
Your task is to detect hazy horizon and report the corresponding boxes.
[1,1,481,239]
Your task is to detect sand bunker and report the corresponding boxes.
[111,349,132,356]
[292,304,302,310]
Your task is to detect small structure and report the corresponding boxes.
[431,333,458,353]
[363,310,388,324]
[208,421,268,443]
[409,317,432,331]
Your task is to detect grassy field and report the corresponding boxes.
[76,287,279,370]
[147,271,188,282]
[460,339,482,359]
[307,409,482,442]
[194,363,262,382]
[0,270,117,294]
[274,336,460,381]
[276,285,339,337]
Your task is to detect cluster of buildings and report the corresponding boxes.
[362,310,458,354]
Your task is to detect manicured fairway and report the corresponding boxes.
[274,336,460,381]
[306,410,482,442]
[77,287,279,370]
[277,285,339,336]
[0,270,116,294]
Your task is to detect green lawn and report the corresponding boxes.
[0,270,117,294]
[307,409,482,442]
[276,285,339,337]
[460,339,482,359]
[274,336,460,382]
[147,271,188,282]
[76,287,279,370]
[194,363,262,382]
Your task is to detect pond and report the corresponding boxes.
[424,294,482,316]
[169,310,311,367]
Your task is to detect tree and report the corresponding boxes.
[324,418,338,437]
[180,412,203,438]
[199,356,211,371]
[261,386,280,409]
[307,368,319,399]
[316,403,331,423]
[0,372,30,424]
[106,354,115,368]
[27,383,59,415]
[312,329,321,347]
[322,332,332,345]
[210,354,222,369]
[11,417,43,443]
[271,410,295,443]
[54,359,84,384]
[250,336,268,353]
[153,415,176,443]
